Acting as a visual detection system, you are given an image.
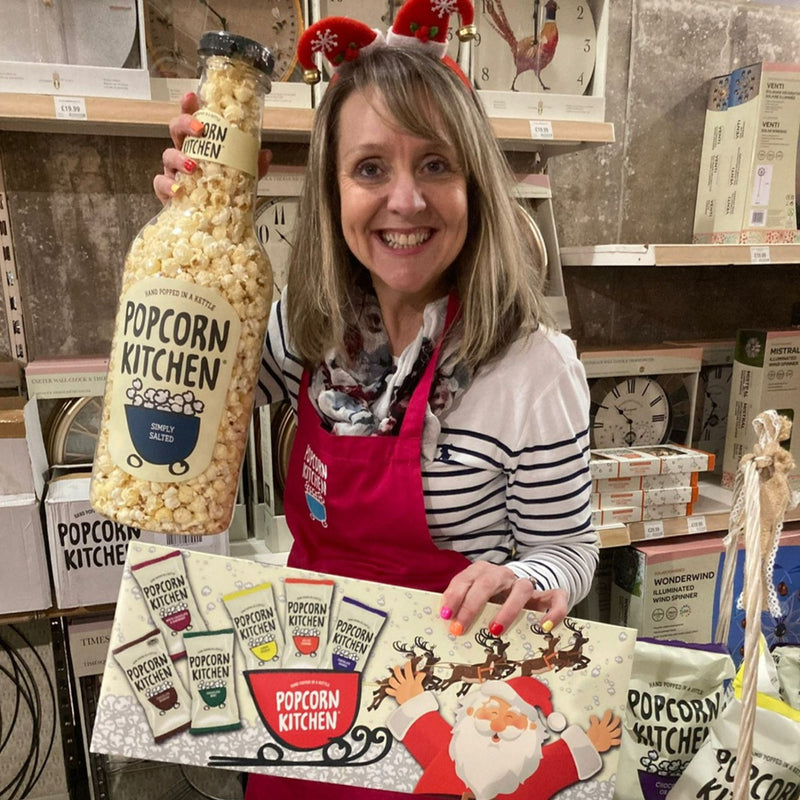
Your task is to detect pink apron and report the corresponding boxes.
[246,295,470,800]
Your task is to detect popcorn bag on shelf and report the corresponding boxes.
[91,32,274,535]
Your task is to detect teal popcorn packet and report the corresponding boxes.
[184,629,241,734]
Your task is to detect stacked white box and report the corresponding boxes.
[0,398,51,615]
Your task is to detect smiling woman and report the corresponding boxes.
[155,3,598,798]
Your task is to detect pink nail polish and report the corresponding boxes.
[440,606,453,620]
[489,622,504,636]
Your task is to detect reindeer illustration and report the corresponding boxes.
[552,618,591,672]
[367,637,441,712]
[437,629,515,697]
[512,621,561,676]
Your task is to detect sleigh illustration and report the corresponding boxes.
[245,669,361,751]
[209,669,392,769]
[125,405,200,475]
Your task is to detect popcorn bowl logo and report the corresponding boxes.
[244,670,361,751]
[123,381,205,475]
[147,684,180,714]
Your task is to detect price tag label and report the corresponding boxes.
[687,515,707,535]
[54,96,87,120]
[529,120,554,140]
[750,246,771,264]
[643,520,664,539]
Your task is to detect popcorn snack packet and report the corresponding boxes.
[669,635,800,798]
[183,629,241,734]
[772,644,800,710]
[614,638,735,800]
[222,582,284,670]
[131,549,207,659]
[328,596,387,672]
[112,628,191,743]
[91,32,274,535]
[282,578,335,668]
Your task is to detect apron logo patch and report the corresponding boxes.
[302,444,328,527]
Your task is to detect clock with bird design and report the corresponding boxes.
[473,0,597,96]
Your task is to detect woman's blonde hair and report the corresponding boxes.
[286,46,550,370]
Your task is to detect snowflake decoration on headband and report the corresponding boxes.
[432,0,459,17]
[311,29,339,57]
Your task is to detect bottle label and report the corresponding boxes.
[181,109,259,177]
[108,277,241,482]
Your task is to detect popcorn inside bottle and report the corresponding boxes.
[91,35,274,535]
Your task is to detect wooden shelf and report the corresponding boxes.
[598,478,800,548]
[0,92,615,151]
[560,243,800,267]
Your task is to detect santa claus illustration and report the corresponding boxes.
[386,664,621,800]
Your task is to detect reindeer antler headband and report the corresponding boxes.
[296,0,477,86]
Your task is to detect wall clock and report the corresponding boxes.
[44,395,104,466]
[473,0,597,95]
[255,195,300,301]
[144,0,305,82]
[588,374,693,450]
[693,363,733,459]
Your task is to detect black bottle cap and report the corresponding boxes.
[198,31,275,77]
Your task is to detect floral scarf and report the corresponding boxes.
[309,289,471,437]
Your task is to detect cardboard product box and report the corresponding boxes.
[692,71,731,243]
[25,356,109,400]
[698,62,800,243]
[0,496,52,615]
[591,484,698,511]
[610,525,800,665]
[0,0,150,99]
[721,328,800,494]
[591,501,693,528]
[665,339,736,476]
[44,473,230,609]
[591,471,698,493]
[0,398,52,615]
[590,445,715,480]
[90,542,636,795]
[736,63,800,244]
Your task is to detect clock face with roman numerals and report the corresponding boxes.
[589,375,691,449]
[255,196,300,301]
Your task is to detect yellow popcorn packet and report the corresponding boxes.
[91,32,274,535]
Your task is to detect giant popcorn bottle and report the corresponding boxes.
[91,32,274,535]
